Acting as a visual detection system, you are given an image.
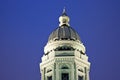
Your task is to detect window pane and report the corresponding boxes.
[62,73,69,80]
[47,76,52,80]
[78,76,83,80]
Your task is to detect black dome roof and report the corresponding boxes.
[48,25,81,42]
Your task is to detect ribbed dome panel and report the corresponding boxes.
[48,26,81,42]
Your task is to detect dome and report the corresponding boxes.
[48,25,81,42]
[48,9,81,43]
[44,9,85,54]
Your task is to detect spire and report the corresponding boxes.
[59,8,70,26]
[62,7,67,16]
[63,7,66,13]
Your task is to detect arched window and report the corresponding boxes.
[47,76,52,80]
[78,69,83,72]
[62,73,69,80]
[61,65,69,69]
[61,66,69,69]
[55,46,75,51]
[47,69,52,73]
[78,76,83,80]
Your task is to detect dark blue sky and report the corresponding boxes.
[0,0,120,80]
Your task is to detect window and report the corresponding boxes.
[61,66,69,69]
[47,69,52,73]
[61,65,69,69]
[78,69,83,72]
[78,76,83,80]
[47,76,52,80]
[62,73,69,80]
[55,46,75,51]
[80,51,85,55]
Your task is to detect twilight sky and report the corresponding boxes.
[0,0,120,80]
